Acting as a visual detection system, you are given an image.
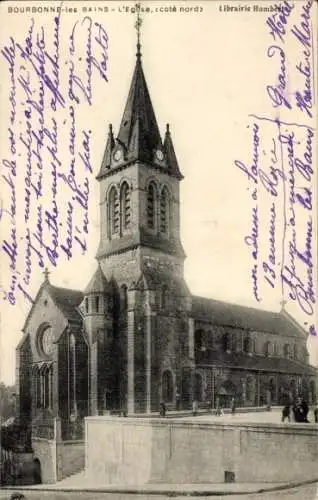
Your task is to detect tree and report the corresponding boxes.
[0,383,16,422]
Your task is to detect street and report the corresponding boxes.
[181,407,318,425]
[0,483,318,500]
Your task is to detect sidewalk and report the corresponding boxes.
[4,473,318,496]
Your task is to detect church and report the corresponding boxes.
[16,25,317,442]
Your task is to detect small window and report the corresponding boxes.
[107,296,113,314]
[109,186,120,236]
[147,182,156,229]
[223,332,230,352]
[161,286,170,309]
[162,370,173,402]
[243,336,250,353]
[35,369,41,408]
[120,284,128,311]
[85,297,89,314]
[121,182,131,230]
[160,186,170,234]
[195,330,203,351]
[194,373,203,402]
[246,377,253,401]
[264,341,272,357]
[231,334,236,351]
[95,296,100,313]
[284,343,290,358]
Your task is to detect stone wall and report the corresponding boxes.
[56,440,85,481]
[32,437,56,484]
[85,416,318,485]
[32,419,85,483]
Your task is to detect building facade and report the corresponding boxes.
[16,37,317,441]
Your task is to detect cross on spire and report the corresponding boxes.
[134,3,143,58]
[43,267,50,282]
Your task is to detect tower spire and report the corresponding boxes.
[135,3,142,59]
[43,267,50,283]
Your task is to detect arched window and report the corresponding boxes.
[231,334,237,352]
[284,343,290,358]
[34,367,41,409]
[223,332,230,352]
[264,341,273,357]
[108,186,119,236]
[120,284,128,311]
[208,330,214,349]
[43,365,50,409]
[195,330,203,351]
[147,182,156,229]
[310,380,316,404]
[162,370,173,402]
[290,379,297,399]
[243,336,251,353]
[293,344,298,360]
[269,378,276,402]
[120,182,131,230]
[161,285,170,309]
[49,366,53,409]
[85,297,89,314]
[70,333,76,415]
[194,373,203,402]
[94,296,100,313]
[246,377,254,401]
[160,186,170,234]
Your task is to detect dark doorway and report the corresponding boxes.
[33,459,42,484]
[194,373,203,402]
[217,380,236,408]
[181,369,191,409]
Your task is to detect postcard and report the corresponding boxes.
[0,0,317,496]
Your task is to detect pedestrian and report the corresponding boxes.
[209,399,213,413]
[192,399,198,416]
[176,391,181,411]
[231,397,236,416]
[302,398,309,423]
[293,397,305,422]
[160,401,166,417]
[281,404,291,422]
[215,396,221,416]
[314,405,318,423]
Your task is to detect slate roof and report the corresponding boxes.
[138,267,190,296]
[117,50,162,158]
[84,265,109,294]
[21,281,84,333]
[49,284,83,324]
[97,44,182,180]
[196,350,317,375]
[192,296,305,338]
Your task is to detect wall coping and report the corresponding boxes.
[32,437,55,443]
[85,416,318,435]
[57,440,85,446]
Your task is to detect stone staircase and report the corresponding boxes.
[56,440,85,481]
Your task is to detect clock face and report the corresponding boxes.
[114,149,122,161]
[156,149,164,161]
[41,326,53,356]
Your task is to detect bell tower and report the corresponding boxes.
[95,16,185,285]
[94,12,192,414]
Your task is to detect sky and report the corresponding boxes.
[0,0,317,385]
